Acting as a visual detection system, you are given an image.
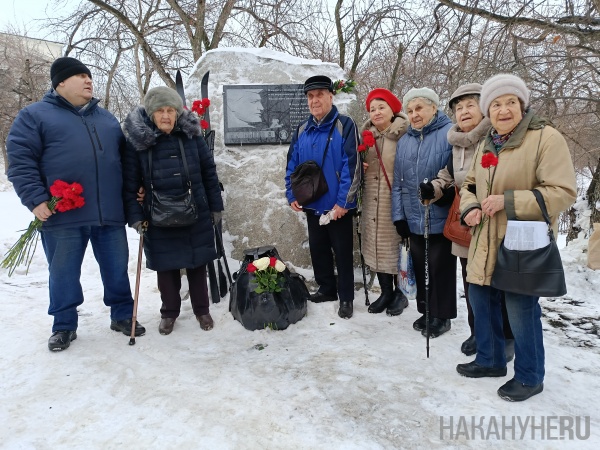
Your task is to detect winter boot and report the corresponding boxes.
[368,273,394,314]
[386,288,409,316]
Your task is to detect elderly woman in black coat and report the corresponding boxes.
[122,87,224,335]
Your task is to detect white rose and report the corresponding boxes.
[274,260,286,272]
[253,257,270,271]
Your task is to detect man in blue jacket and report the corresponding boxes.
[285,75,360,319]
[7,57,146,351]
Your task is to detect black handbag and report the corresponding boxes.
[491,189,566,297]
[290,123,336,206]
[148,138,198,227]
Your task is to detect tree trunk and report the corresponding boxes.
[587,157,600,228]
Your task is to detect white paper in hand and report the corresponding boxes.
[319,210,335,226]
[503,220,551,250]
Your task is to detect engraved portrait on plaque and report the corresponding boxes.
[223,84,310,145]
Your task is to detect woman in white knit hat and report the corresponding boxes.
[391,87,456,338]
[457,74,577,401]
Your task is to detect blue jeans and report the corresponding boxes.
[40,225,134,331]
[469,284,544,385]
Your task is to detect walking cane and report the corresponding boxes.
[423,180,431,358]
[129,222,147,346]
[355,212,370,306]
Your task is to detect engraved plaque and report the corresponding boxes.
[223,84,310,145]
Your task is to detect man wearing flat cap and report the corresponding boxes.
[285,75,361,319]
[7,56,146,351]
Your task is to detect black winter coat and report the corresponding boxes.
[122,107,224,271]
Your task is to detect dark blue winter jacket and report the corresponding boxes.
[122,107,223,272]
[7,90,127,229]
[391,111,453,235]
[285,106,360,215]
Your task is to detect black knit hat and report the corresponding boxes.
[50,57,92,89]
[303,75,333,94]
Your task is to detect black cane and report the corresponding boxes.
[355,214,370,306]
[424,197,431,358]
[129,222,147,345]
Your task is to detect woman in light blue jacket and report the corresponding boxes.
[391,87,456,338]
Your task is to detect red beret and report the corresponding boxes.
[366,88,402,114]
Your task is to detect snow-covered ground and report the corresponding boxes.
[1,175,599,449]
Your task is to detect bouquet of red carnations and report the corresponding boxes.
[1,180,85,276]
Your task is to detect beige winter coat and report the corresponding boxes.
[360,114,410,273]
[432,118,491,258]
[459,112,577,286]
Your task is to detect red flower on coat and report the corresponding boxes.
[481,153,499,169]
[362,130,376,147]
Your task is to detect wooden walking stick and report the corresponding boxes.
[129,222,147,345]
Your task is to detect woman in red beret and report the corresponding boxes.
[359,88,410,315]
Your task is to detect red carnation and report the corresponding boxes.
[201,98,210,108]
[200,120,209,129]
[358,144,367,153]
[247,263,257,273]
[191,100,205,116]
[481,153,499,169]
[362,130,376,147]
[2,179,85,276]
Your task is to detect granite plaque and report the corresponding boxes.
[223,84,310,145]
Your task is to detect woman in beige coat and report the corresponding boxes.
[457,74,577,402]
[360,89,410,315]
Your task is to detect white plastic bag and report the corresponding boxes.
[397,241,417,300]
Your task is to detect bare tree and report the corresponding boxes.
[0,32,60,172]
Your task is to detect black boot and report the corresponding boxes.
[368,273,394,314]
[421,318,451,338]
[386,288,409,316]
[461,335,477,356]
[338,301,353,319]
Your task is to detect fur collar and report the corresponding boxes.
[122,106,202,152]
[361,112,409,143]
[447,117,491,148]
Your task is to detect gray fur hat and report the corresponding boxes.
[144,86,184,117]
[403,87,439,111]
[480,74,530,117]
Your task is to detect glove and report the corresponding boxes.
[419,182,435,201]
[211,211,222,225]
[436,185,456,207]
[394,220,411,239]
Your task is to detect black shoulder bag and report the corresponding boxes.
[491,189,566,297]
[148,138,198,227]
[290,122,336,206]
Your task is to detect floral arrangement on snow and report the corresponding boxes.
[332,79,356,95]
[247,256,287,294]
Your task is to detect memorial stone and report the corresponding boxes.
[185,48,356,273]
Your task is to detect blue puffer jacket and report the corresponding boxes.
[391,111,453,235]
[7,90,127,229]
[285,106,360,215]
[122,107,224,272]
